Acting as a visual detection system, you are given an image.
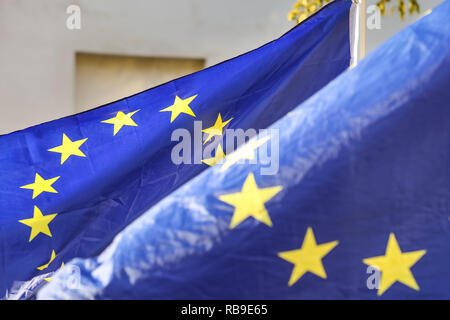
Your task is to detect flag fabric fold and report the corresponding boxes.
[0,0,353,299]
[39,0,450,299]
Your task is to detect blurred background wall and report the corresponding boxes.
[0,0,445,134]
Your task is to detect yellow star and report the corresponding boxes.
[202,113,233,144]
[278,227,339,286]
[202,144,226,166]
[37,250,56,271]
[160,95,197,123]
[218,173,282,229]
[220,136,270,171]
[363,233,426,296]
[20,173,60,199]
[101,109,140,135]
[18,206,58,242]
[48,134,88,165]
[44,262,64,282]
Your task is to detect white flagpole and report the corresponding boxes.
[349,0,360,68]
[349,0,367,68]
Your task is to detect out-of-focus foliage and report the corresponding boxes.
[288,0,421,23]
[288,0,333,23]
[378,0,420,19]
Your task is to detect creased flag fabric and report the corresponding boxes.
[39,0,450,299]
[0,0,353,299]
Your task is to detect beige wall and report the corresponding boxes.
[75,53,204,112]
[0,0,445,134]
[0,0,294,134]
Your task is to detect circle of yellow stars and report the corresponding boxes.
[211,111,427,295]
[217,171,427,295]
[16,91,429,297]
[17,105,143,283]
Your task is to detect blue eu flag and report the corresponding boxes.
[40,0,450,299]
[0,0,354,299]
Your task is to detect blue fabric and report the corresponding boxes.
[39,0,450,299]
[0,0,352,299]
